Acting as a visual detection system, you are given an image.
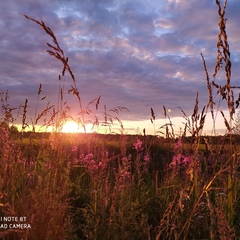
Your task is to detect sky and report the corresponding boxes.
[0,0,240,135]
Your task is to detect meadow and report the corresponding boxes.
[1,1,240,239]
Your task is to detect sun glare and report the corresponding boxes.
[61,121,93,133]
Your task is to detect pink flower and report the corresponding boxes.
[174,139,182,153]
[45,162,52,169]
[98,161,106,170]
[182,156,193,166]
[133,139,144,152]
[71,145,78,152]
[170,154,193,169]
[143,154,151,163]
[29,160,35,166]
[84,153,94,163]
[123,171,131,178]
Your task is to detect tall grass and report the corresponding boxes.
[0,0,240,239]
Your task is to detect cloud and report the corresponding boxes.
[0,0,240,132]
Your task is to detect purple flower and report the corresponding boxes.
[170,154,193,169]
[133,139,144,152]
[143,154,151,163]
[174,139,183,153]
[71,145,78,152]
[84,153,94,163]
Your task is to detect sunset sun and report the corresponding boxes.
[61,121,93,133]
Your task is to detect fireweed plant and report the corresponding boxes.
[0,1,240,239]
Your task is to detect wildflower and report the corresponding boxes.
[45,162,52,169]
[84,153,94,163]
[170,153,194,180]
[123,171,131,178]
[98,161,106,170]
[170,154,193,169]
[182,156,193,166]
[133,139,144,152]
[80,153,100,172]
[71,145,78,152]
[29,160,35,166]
[174,138,183,153]
[143,154,151,163]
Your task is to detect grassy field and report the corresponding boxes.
[0,130,240,239]
[1,1,240,239]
